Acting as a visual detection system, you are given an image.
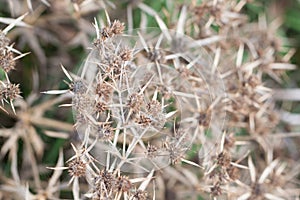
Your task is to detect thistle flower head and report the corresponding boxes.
[67,157,87,178]
[0,51,16,73]
[115,175,132,192]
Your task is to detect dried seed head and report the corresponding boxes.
[104,55,123,77]
[5,83,20,100]
[146,100,166,128]
[135,114,152,127]
[95,101,107,114]
[93,38,103,49]
[217,151,231,168]
[98,20,125,41]
[111,59,123,77]
[98,125,114,141]
[128,93,144,112]
[110,20,125,35]
[210,182,222,196]
[95,169,116,192]
[100,27,111,40]
[133,190,148,200]
[110,55,122,69]
[67,158,86,178]
[0,51,16,73]
[119,47,132,61]
[163,138,187,165]
[146,100,162,115]
[95,82,112,101]
[145,143,158,158]
[115,176,132,192]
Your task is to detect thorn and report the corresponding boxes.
[61,64,73,81]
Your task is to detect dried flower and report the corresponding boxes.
[97,125,114,141]
[0,51,15,73]
[97,20,125,42]
[217,151,231,168]
[163,136,187,165]
[133,190,148,200]
[128,93,144,112]
[94,169,116,193]
[145,143,158,158]
[95,101,108,114]
[115,176,132,192]
[67,158,86,178]
[110,20,125,35]
[109,56,123,77]
[95,81,112,101]
[4,83,21,100]
[146,100,162,115]
[119,48,132,61]
[135,114,152,127]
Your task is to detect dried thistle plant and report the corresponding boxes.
[0,0,299,200]
[0,14,30,113]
